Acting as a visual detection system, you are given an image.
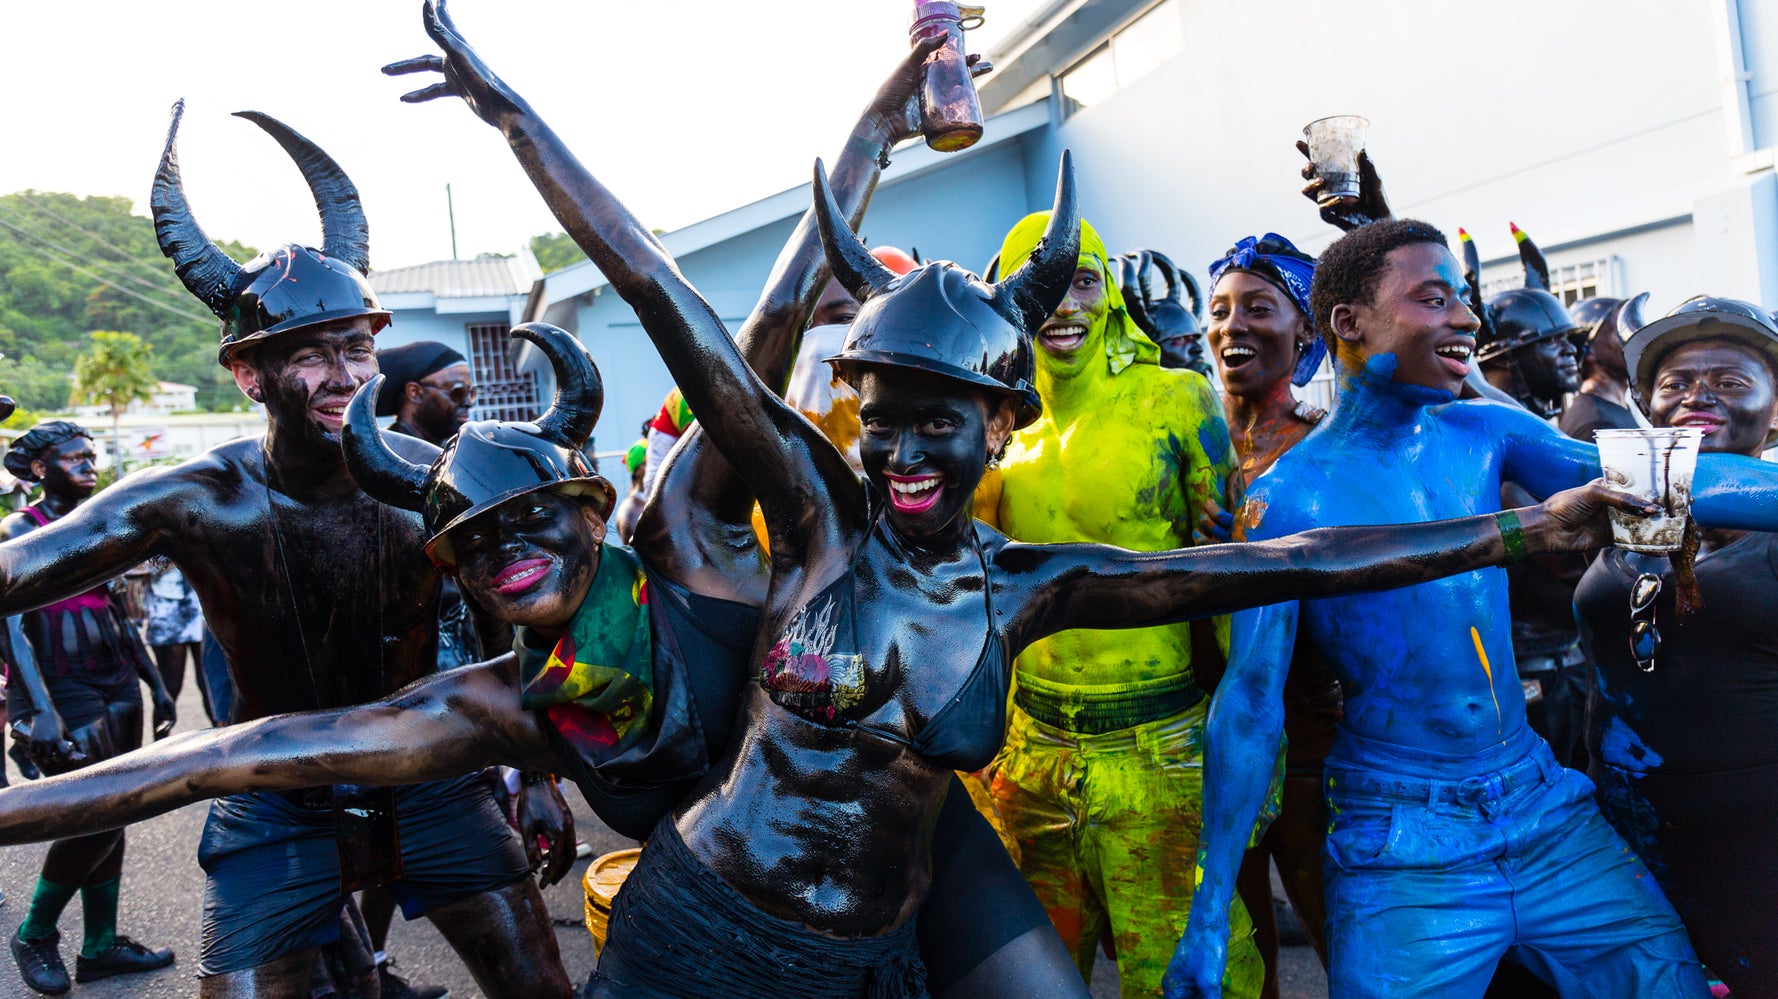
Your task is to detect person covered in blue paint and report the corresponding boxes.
[1576,293,1778,998]
[1166,218,1778,999]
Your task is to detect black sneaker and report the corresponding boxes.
[379,961,448,999]
[72,935,174,983]
[10,927,69,996]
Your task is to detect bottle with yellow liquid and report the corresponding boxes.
[910,1,986,152]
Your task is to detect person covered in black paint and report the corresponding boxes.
[0,25,1097,999]
[0,106,566,999]
[1559,296,1640,440]
[0,421,176,995]
[1577,293,1778,998]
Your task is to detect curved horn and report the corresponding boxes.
[235,111,370,274]
[1510,222,1549,291]
[1149,250,1185,306]
[982,251,1001,283]
[811,159,897,304]
[341,376,434,512]
[991,150,1081,333]
[152,100,243,319]
[1614,291,1649,343]
[512,323,603,449]
[1119,254,1152,332]
[1176,260,1203,320]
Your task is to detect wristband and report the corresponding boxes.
[1495,509,1528,564]
[846,131,893,170]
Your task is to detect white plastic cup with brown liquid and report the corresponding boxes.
[1594,427,1704,553]
[1302,115,1369,205]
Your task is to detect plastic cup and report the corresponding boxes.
[1302,115,1369,205]
[1594,428,1704,553]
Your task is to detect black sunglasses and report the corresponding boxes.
[1629,572,1661,672]
[420,378,477,405]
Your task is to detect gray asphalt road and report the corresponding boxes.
[0,679,1327,998]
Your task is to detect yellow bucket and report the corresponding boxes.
[582,847,642,955]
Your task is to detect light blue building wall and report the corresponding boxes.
[526,113,1049,454]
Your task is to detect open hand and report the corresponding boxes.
[1297,142,1389,232]
[383,0,530,131]
[1527,480,1661,553]
[515,776,577,888]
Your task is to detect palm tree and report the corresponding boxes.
[71,331,158,475]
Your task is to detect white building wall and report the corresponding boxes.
[1016,0,1776,320]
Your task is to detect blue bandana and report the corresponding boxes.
[1208,233,1324,386]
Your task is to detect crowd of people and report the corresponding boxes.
[0,3,1772,998]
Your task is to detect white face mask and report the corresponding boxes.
[787,324,863,475]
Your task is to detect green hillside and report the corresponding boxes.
[0,191,255,412]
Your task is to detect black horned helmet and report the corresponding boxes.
[813,151,1082,430]
[152,101,390,366]
[1477,222,1577,363]
[1617,292,1778,435]
[342,323,616,569]
[1121,250,1203,338]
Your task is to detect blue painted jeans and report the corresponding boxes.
[1322,725,1707,998]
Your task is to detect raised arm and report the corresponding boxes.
[1164,602,1294,999]
[0,657,552,846]
[636,37,957,586]
[1001,479,1649,650]
[385,1,859,552]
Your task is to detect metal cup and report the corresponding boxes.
[1302,115,1369,205]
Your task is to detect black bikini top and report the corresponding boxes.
[756,518,1009,773]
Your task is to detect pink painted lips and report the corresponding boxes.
[493,557,553,595]
[883,471,943,514]
[1671,412,1725,436]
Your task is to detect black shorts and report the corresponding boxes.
[196,773,529,976]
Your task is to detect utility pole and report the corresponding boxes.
[446,183,459,260]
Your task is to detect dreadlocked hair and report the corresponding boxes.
[1309,218,1450,366]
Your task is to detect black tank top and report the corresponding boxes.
[1577,532,1778,774]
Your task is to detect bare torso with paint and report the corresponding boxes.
[1245,395,1532,754]
[993,363,1232,688]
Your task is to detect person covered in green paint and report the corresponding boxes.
[973,211,1260,998]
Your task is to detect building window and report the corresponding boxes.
[1480,256,1617,306]
[464,322,542,422]
[1059,0,1182,113]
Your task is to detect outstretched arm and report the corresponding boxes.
[1164,603,1294,999]
[0,657,553,846]
[635,36,954,588]
[386,1,861,557]
[1003,479,1650,649]
[0,470,172,616]
[1495,402,1778,529]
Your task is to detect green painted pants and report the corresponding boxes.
[986,700,1264,999]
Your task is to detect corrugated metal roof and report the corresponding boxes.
[369,256,531,298]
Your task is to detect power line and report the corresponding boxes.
[12,193,170,290]
[0,208,193,306]
[0,217,216,325]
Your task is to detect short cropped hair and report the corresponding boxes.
[1309,219,1450,361]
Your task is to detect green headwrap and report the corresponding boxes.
[997,212,1159,375]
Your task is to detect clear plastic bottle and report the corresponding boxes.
[910,1,986,152]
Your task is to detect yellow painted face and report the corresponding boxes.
[1033,255,1112,379]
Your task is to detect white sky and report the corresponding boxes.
[0,0,1046,270]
